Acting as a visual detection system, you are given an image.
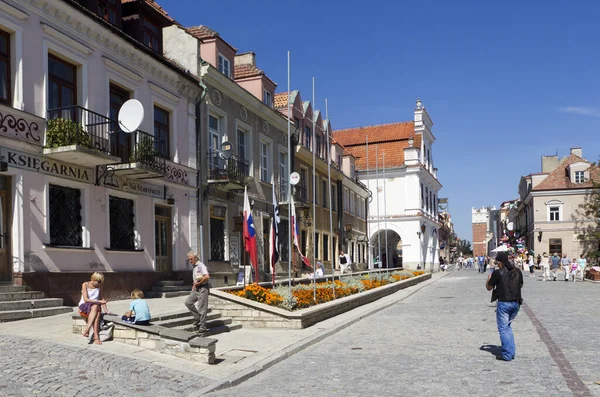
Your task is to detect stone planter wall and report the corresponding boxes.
[210,273,431,329]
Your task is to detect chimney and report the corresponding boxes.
[570,147,582,158]
[541,155,559,173]
[234,51,255,66]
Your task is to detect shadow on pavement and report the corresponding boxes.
[480,344,502,357]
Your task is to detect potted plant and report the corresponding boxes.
[131,137,158,163]
[46,118,94,149]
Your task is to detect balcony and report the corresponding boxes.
[44,106,120,166]
[294,184,310,208]
[276,179,289,205]
[207,151,250,190]
[106,130,167,179]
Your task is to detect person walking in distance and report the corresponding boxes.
[185,251,210,336]
[527,254,535,278]
[561,253,570,282]
[576,254,587,282]
[540,253,550,281]
[486,252,524,361]
[550,253,561,281]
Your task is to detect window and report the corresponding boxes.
[109,196,135,249]
[263,89,272,107]
[420,183,424,209]
[294,117,301,131]
[154,106,169,158]
[331,184,337,212]
[316,135,321,157]
[323,234,329,261]
[237,129,247,160]
[209,206,225,261]
[304,126,312,149]
[314,233,320,259]
[425,187,429,212]
[549,239,562,256]
[109,84,130,130]
[98,0,117,24]
[218,54,230,78]
[301,230,307,256]
[322,180,327,208]
[48,55,77,111]
[549,206,560,221]
[0,29,10,105]
[279,219,289,261]
[300,168,308,200]
[575,171,585,183]
[278,152,287,185]
[49,184,82,247]
[337,155,341,168]
[260,140,270,182]
[143,18,160,51]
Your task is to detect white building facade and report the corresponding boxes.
[334,100,443,272]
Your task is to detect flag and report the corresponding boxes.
[290,194,311,268]
[243,186,258,281]
[269,184,280,286]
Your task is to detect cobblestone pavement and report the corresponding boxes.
[208,269,600,397]
[0,335,210,397]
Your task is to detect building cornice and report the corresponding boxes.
[0,0,29,20]
[20,0,201,99]
[102,56,143,83]
[41,22,93,55]
[530,188,595,197]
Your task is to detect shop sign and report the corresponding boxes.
[0,147,92,183]
[124,180,163,199]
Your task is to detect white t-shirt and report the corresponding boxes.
[192,260,209,284]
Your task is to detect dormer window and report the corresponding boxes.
[218,54,230,78]
[263,89,272,107]
[143,18,160,51]
[98,0,117,24]
[574,170,585,183]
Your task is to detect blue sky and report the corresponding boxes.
[162,0,600,242]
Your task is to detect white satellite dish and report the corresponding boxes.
[507,222,514,231]
[118,99,144,133]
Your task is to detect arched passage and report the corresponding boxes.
[370,229,402,268]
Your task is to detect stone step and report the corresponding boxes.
[145,291,190,299]
[157,280,184,287]
[0,298,64,311]
[0,285,26,293]
[151,285,191,293]
[174,318,237,333]
[0,306,73,322]
[0,291,45,302]
[180,322,243,336]
[153,312,222,328]
[149,308,212,322]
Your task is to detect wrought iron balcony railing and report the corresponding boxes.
[207,151,249,183]
[111,130,167,171]
[46,106,111,152]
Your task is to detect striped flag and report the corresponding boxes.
[290,194,311,268]
[243,186,258,281]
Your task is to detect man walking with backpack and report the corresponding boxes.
[486,252,523,361]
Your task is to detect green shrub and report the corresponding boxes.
[46,118,93,149]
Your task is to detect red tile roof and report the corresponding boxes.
[333,121,415,146]
[340,135,422,170]
[274,92,289,108]
[186,25,237,51]
[234,64,263,79]
[532,154,600,191]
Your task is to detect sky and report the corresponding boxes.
[161,0,600,242]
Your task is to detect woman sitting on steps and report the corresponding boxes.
[79,272,108,345]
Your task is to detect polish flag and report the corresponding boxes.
[243,186,258,281]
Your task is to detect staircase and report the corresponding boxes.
[150,308,242,336]
[0,285,72,322]
[146,280,191,298]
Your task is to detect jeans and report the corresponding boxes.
[496,300,520,361]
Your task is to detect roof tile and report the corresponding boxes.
[186,25,237,51]
[532,154,600,190]
[333,121,415,146]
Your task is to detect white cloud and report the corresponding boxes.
[559,106,600,118]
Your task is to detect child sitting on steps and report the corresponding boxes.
[122,289,151,325]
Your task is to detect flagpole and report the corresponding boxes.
[312,77,317,303]
[366,135,370,271]
[376,145,381,270]
[287,51,292,295]
[326,98,335,299]
[383,152,388,277]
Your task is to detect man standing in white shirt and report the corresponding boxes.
[339,250,351,274]
[185,251,210,336]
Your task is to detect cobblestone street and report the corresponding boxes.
[1,270,598,396]
[208,269,600,397]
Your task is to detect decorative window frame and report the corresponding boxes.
[574,170,586,184]
[0,12,25,110]
[42,24,91,115]
[545,199,564,222]
[105,189,140,250]
[218,53,231,78]
[43,176,91,249]
[103,57,141,113]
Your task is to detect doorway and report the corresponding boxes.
[0,176,12,282]
[155,205,172,273]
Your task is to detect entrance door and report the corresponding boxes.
[155,206,172,273]
[0,176,11,282]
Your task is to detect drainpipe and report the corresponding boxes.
[196,75,208,263]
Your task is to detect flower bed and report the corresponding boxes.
[228,270,425,311]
